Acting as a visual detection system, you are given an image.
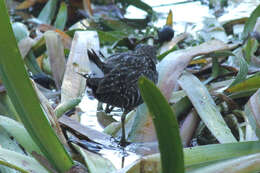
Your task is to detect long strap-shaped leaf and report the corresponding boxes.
[0,147,48,173]
[122,141,260,172]
[138,76,184,173]
[178,71,237,143]
[0,1,73,172]
[187,152,260,173]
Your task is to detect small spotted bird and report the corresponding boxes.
[80,44,158,145]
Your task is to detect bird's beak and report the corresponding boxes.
[76,72,88,78]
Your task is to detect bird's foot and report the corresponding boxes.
[118,137,130,147]
[105,105,114,114]
[109,136,130,147]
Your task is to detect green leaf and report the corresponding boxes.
[38,0,58,24]
[243,38,258,62]
[54,2,68,30]
[124,141,260,172]
[184,141,260,167]
[203,51,235,83]
[0,115,42,155]
[242,5,260,39]
[172,96,192,118]
[11,22,29,42]
[100,18,135,33]
[178,71,237,143]
[0,1,73,172]
[245,89,260,138]
[31,37,46,57]
[13,21,42,76]
[187,153,260,173]
[72,144,116,173]
[0,127,24,173]
[123,0,154,14]
[97,30,127,45]
[54,98,81,118]
[157,45,177,60]
[138,77,184,173]
[222,48,248,90]
[203,55,223,84]
[228,54,248,88]
[226,74,260,93]
[0,93,20,121]
[0,165,18,173]
[24,51,43,75]
[209,50,235,58]
[212,57,220,78]
[229,88,257,99]
[0,147,48,173]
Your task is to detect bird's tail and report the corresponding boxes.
[87,49,105,71]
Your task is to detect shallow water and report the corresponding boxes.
[80,0,213,131]
[125,0,212,35]
[79,1,212,170]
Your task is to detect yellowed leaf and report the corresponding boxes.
[190,59,208,65]
[16,0,47,9]
[38,24,72,49]
[16,0,36,9]
[166,10,173,27]
[36,55,44,69]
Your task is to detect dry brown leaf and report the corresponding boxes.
[18,37,35,58]
[83,0,93,16]
[45,31,66,89]
[38,24,72,49]
[36,55,44,69]
[16,0,47,9]
[61,31,99,103]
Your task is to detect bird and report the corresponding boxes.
[79,44,158,146]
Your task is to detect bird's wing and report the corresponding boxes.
[96,55,149,94]
[102,52,131,73]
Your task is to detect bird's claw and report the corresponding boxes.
[118,138,130,147]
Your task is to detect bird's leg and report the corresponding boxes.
[119,110,130,147]
[120,112,126,145]
[105,104,114,114]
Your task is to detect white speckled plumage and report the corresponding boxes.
[85,44,158,112]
